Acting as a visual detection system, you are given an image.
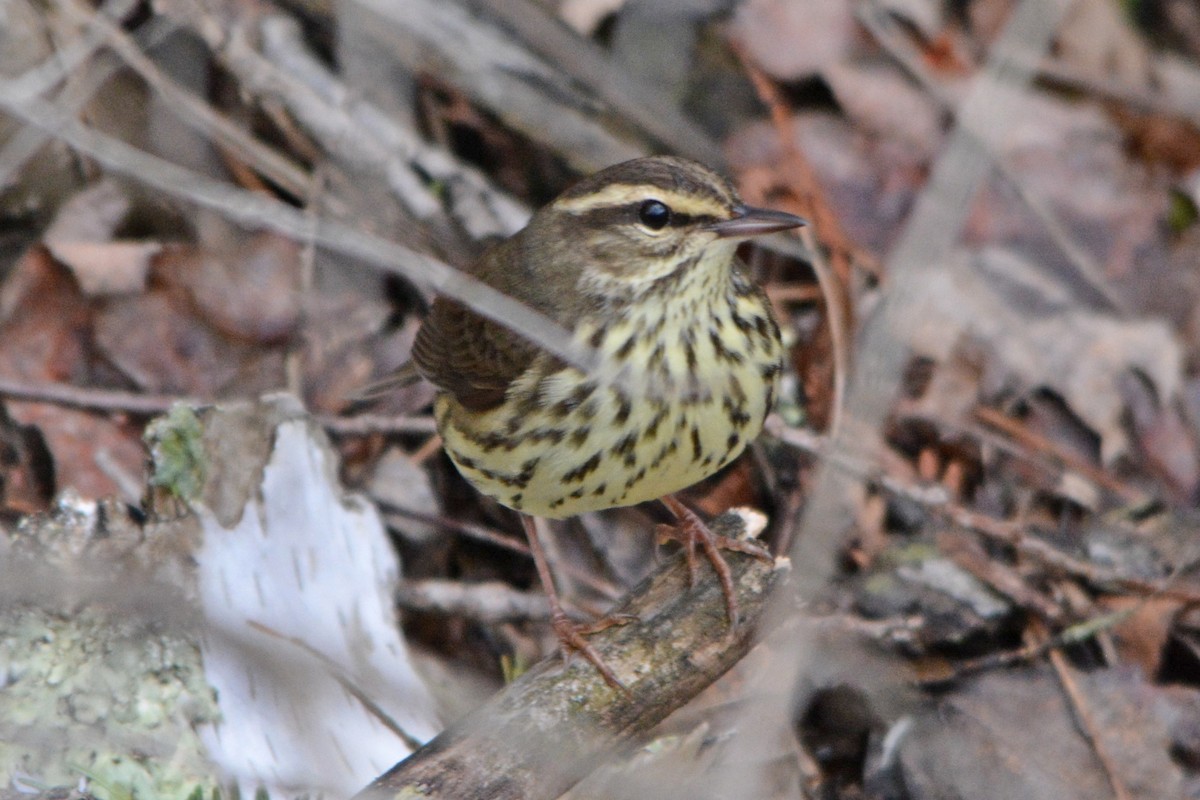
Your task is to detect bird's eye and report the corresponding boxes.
[638,199,671,231]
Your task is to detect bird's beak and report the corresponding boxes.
[707,206,807,239]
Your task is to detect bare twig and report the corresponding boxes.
[317,413,438,436]
[481,0,723,167]
[0,377,182,415]
[915,606,1136,686]
[772,423,1200,603]
[381,507,623,600]
[937,529,1063,622]
[395,579,550,623]
[973,406,1145,503]
[0,378,443,439]
[735,50,853,438]
[1037,54,1200,124]
[254,15,528,236]
[0,88,599,381]
[56,0,318,204]
[940,504,1200,605]
[341,0,646,172]
[1033,620,1134,800]
[247,619,427,751]
[0,0,148,189]
[3,0,138,101]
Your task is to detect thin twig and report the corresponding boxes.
[0,88,600,383]
[481,0,723,167]
[973,406,1145,503]
[0,378,182,415]
[247,619,426,751]
[735,50,852,439]
[772,423,1200,604]
[0,0,147,189]
[1032,619,1133,800]
[1036,54,1200,123]
[381,507,623,600]
[915,606,1136,686]
[56,0,320,204]
[0,377,443,439]
[316,412,438,436]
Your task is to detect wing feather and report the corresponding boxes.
[411,297,539,412]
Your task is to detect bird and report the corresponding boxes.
[408,155,804,687]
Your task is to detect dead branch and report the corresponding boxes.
[357,514,788,800]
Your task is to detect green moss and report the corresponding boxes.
[145,405,207,502]
[875,541,940,567]
[1168,188,1198,234]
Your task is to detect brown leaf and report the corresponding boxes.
[158,234,302,345]
[727,113,927,255]
[1097,596,1181,678]
[94,292,242,397]
[5,401,145,502]
[0,242,146,501]
[0,246,91,384]
[43,180,157,297]
[907,248,1182,462]
[42,179,128,244]
[45,241,159,297]
[898,667,1186,799]
[730,0,857,80]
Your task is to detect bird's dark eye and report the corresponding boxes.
[638,199,671,230]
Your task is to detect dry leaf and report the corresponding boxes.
[1057,0,1153,89]
[1097,596,1182,678]
[898,667,1186,799]
[94,292,242,396]
[730,0,856,80]
[908,247,1182,462]
[43,180,158,297]
[158,235,302,345]
[45,241,160,296]
[43,181,128,248]
[822,62,943,155]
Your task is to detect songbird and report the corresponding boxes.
[409,156,804,686]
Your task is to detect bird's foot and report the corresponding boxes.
[657,499,772,629]
[549,609,635,691]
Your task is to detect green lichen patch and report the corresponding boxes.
[145,405,207,503]
[0,606,221,800]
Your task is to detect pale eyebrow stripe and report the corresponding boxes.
[554,184,728,217]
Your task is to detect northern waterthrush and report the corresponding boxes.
[410,156,804,687]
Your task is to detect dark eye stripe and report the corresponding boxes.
[573,204,723,229]
[623,205,719,228]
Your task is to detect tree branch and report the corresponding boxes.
[357,511,788,800]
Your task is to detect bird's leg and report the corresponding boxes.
[520,514,628,690]
[658,494,773,629]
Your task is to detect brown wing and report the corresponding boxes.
[411,296,539,412]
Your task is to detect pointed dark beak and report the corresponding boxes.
[707,206,807,239]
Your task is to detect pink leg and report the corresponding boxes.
[521,515,628,690]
